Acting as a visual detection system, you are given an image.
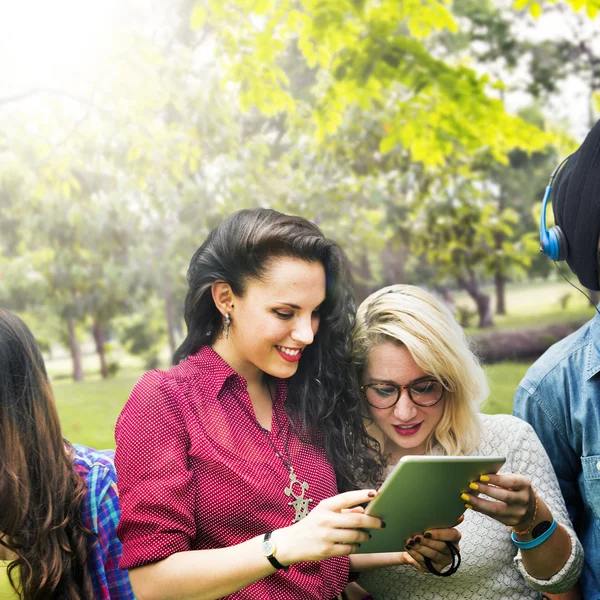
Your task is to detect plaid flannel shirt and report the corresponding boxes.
[72,444,134,600]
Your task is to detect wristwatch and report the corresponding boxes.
[532,520,552,539]
[261,532,288,571]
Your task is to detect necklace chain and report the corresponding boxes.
[233,378,312,522]
[263,384,293,473]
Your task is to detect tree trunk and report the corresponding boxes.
[67,317,84,382]
[164,294,177,357]
[92,319,109,379]
[495,271,506,315]
[494,181,507,316]
[382,242,409,287]
[458,274,494,328]
[350,253,374,305]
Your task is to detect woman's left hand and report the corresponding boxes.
[460,472,535,530]
[403,518,462,573]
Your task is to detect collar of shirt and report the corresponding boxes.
[186,345,287,410]
[585,311,600,381]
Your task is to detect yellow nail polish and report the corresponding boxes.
[480,475,490,482]
[465,503,473,510]
[469,483,479,491]
[460,493,470,502]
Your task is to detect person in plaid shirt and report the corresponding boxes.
[0,309,133,600]
[72,444,135,600]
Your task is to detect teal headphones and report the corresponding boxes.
[539,156,571,261]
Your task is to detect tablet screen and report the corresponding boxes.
[355,455,505,554]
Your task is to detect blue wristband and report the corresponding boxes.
[511,519,557,549]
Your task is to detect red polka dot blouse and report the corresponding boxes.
[115,345,349,599]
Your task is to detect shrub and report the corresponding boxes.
[470,320,587,364]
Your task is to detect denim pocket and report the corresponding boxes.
[581,455,600,520]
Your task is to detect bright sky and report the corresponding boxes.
[0,0,122,94]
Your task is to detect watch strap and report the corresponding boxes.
[263,532,288,571]
[511,519,557,549]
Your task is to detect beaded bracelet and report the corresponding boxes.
[511,489,538,536]
[511,519,557,550]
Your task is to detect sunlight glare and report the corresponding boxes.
[0,0,118,91]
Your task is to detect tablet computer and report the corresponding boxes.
[355,455,505,554]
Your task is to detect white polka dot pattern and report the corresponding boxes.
[358,414,584,599]
[115,345,348,599]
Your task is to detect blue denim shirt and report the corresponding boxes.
[514,313,600,600]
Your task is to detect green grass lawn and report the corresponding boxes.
[482,362,531,415]
[458,279,596,333]
[54,371,143,449]
[53,362,530,450]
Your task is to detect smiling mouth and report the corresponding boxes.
[275,346,303,362]
[392,422,423,436]
[276,346,302,356]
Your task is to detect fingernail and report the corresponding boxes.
[424,532,432,539]
[469,483,479,491]
[480,475,490,483]
[381,520,387,529]
[413,536,421,544]
[368,491,376,498]
[465,503,473,510]
[460,493,470,502]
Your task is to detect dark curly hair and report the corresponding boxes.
[173,208,383,491]
[0,309,95,600]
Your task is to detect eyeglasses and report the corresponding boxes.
[360,378,445,409]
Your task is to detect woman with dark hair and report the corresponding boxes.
[0,309,133,600]
[115,208,459,600]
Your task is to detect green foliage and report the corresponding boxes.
[115,304,168,370]
[197,0,551,167]
[2,0,598,367]
[515,0,600,19]
[411,167,531,282]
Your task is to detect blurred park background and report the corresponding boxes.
[1,0,600,449]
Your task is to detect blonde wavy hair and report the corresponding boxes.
[352,285,488,457]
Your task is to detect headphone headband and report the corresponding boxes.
[539,155,571,262]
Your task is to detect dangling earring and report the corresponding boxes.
[225,312,231,339]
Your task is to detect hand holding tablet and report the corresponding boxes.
[355,455,506,555]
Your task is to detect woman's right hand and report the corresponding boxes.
[271,489,384,565]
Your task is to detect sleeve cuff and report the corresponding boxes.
[119,532,192,570]
[514,525,584,593]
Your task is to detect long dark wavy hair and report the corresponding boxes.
[0,309,95,600]
[174,208,384,490]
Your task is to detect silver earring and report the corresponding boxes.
[225,312,231,339]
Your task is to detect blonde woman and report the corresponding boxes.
[351,285,583,599]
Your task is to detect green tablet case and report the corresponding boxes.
[355,455,506,554]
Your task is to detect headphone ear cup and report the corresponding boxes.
[547,226,568,261]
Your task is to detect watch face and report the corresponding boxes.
[261,540,275,557]
[532,520,552,539]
